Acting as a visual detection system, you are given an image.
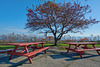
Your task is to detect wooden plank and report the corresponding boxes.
[6,42,45,46]
[27,47,49,57]
[64,42,96,45]
[77,48,100,52]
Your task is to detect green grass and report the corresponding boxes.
[0,44,54,50]
[0,45,15,50]
[37,43,54,47]
[0,43,100,50]
[58,44,100,47]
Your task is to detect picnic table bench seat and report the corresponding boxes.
[65,47,100,52]
[7,47,49,57]
[76,48,100,52]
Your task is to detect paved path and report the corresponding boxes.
[0,46,100,67]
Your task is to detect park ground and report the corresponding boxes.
[0,45,100,67]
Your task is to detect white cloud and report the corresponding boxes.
[5,28,28,33]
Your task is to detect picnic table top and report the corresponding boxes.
[6,42,44,46]
[65,42,96,45]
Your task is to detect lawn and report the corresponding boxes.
[0,43,100,50]
[0,44,54,50]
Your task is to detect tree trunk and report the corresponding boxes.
[54,34,58,46]
[54,38,58,46]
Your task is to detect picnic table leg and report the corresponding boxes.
[20,45,31,53]
[96,50,100,55]
[41,43,46,53]
[28,57,32,63]
[77,44,81,47]
[20,50,26,53]
[41,43,44,48]
[66,45,71,53]
[78,51,83,58]
[75,44,78,49]
[91,44,100,55]
[44,50,46,54]
[92,44,95,48]
[84,44,88,49]
[9,46,18,60]
[24,46,29,53]
[24,46,33,63]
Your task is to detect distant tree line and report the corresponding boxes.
[0,33,100,44]
[0,33,34,43]
[0,33,54,44]
[63,34,100,42]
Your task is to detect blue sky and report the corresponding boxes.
[0,0,100,37]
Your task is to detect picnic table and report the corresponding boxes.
[64,42,100,58]
[4,42,49,63]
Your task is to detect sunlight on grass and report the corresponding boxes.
[0,45,15,49]
[0,43,100,50]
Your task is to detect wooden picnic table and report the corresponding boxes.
[6,42,49,63]
[64,42,100,58]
